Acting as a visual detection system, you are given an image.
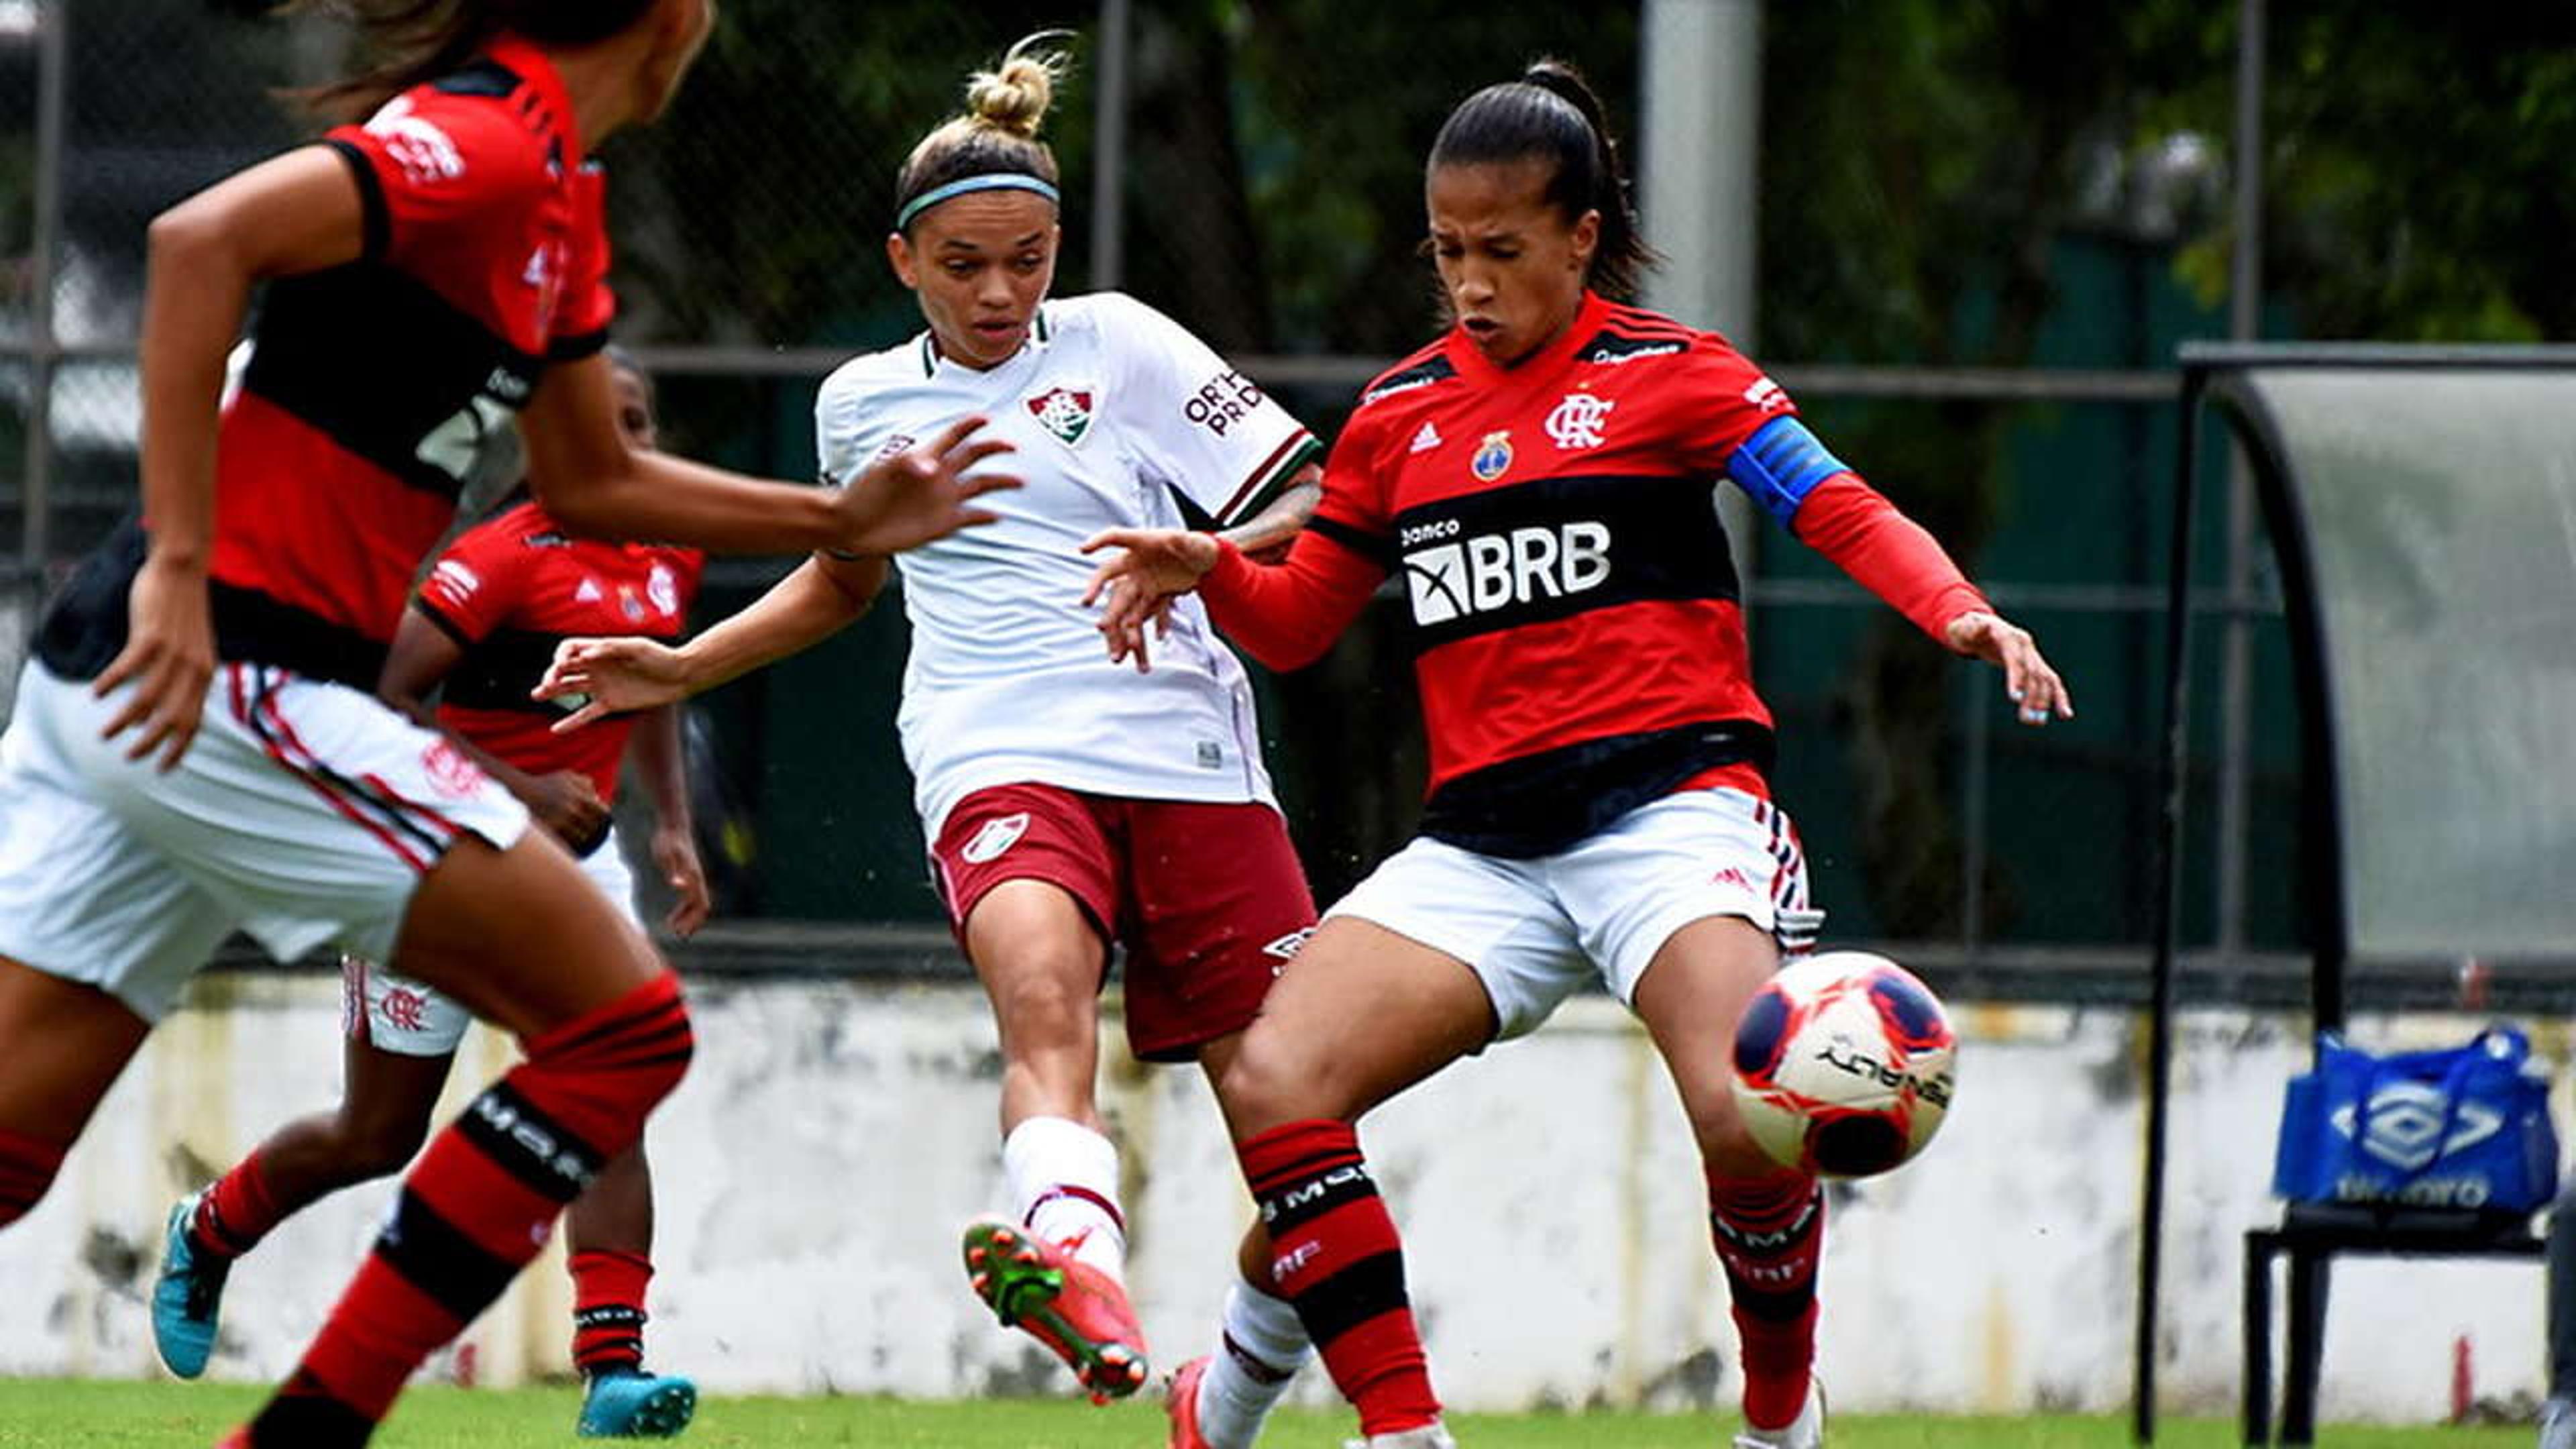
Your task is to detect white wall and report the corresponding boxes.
[0,973,2555,1424]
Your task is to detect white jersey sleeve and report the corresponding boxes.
[814,355,898,488]
[1093,292,1319,529]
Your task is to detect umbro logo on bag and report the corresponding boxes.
[2330,1083,2505,1172]
[962,812,1031,864]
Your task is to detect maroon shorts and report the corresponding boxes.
[930,782,1316,1062]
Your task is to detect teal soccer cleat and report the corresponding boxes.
[151,1191,231,1379]
[578,1368,698,1438]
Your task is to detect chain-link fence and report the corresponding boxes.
[0,1,2329,1000]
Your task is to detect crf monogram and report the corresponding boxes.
[1545,390,1614,449]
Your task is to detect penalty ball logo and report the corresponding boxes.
[1026,387,1095,447]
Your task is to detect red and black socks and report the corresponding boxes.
[1238,1120,1440,1438]
[1709,1169,1825,1430]
[247,973,692,1448]
[569,1248,654,1379]
[192,1148,285,1260]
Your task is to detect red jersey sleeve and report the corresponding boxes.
[323,90,547,271]
[1197,402,1396,671]
[1670,335,1799,474]
[1791,474,1991,641]
[413,514,531,645]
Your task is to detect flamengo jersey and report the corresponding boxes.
[815,292,1320,841]
[1308,290,1798,855]
[36,38,613,692]
[412,501,702,802]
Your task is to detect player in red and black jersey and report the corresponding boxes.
[1083,62,2072,1449]
[155,354,710,1438]
[0,5,1014,1447]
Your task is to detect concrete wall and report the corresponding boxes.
[0,973,2554,1423]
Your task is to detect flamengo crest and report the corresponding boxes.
[1027,386,1096,446]
[1545,390,1614,450]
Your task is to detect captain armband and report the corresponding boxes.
[1724,417,1851,527]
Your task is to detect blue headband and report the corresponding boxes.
[896,173,1062,230]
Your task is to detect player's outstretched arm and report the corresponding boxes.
[537,553,889,731]
[524,364,1020,557]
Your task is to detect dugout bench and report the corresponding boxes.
[2141,344,2576,1444]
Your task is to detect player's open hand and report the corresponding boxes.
[831,415,1021,556]
[653,822,710,937]
[1080,527,1220,672]
[95,552,216,771]
[535,637,691,733]
[1944,610,2074,725]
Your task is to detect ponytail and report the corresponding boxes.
[281,0,662,121]
[1429,58,1657,303]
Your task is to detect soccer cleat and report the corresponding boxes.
[1342,1425,1458,1449]
[1165,1354,1214,1449]
[961,1215,1150,1402]
[577,1368,698,1438]
[152,1191,232,1379]
[2542,1395,2576,1449]
[1732,1375,1825,1449]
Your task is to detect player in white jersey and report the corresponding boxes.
[535,36,1327,1432]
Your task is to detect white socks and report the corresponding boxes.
[1002,1116,1127,1281]
[1195,1276,1314,1449]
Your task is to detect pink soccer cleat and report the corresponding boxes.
[961,1215,1149,1403]
[1165,1354,1214,1449]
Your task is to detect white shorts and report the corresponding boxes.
[0,660,531,1022]
[1325,787,1823,1040]
[344,837,639,1057]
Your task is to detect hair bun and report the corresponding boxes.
[965,32,1073,140]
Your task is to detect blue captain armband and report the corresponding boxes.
[1725,416,1851,527]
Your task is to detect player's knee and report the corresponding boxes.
[987,967,1097,1047]
[1214,1030,1340,1133]
[0,1130,70,1230]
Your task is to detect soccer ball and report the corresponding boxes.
[1729,951,1957,1178]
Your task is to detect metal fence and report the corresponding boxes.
[0,0,2312,1002]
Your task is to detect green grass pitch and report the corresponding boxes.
[0,1379,2532,1446]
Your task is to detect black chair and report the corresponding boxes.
[2240,1203,2543,1446]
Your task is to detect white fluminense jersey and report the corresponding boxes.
[816,292,1320,840]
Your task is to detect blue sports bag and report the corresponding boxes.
[2271,1024,2561,1213]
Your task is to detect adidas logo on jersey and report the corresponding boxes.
[1402,521,1612,626]
[1410,421,1443,454]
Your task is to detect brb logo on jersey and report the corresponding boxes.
[1401,518,1612,626]
[1544,391,1614,451]
[1471,431,1514,482]
[1026,388,1095,447]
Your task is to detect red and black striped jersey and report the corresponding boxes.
[413,501,701,801]
[1200,291,1987,856]
[37,38,614,692]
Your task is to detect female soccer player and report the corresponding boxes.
[150,352,708,1439]
[1082,61,2074,1449]
[0,4,1010,1446]
[534,35,1327,1422]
